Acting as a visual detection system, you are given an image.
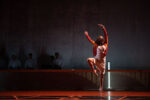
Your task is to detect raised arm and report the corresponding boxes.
[84,31,96,45]
[98,24,108,55]
[98,24,108,44]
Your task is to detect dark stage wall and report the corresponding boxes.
[0,0,150,69]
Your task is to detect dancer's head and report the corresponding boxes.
[95,35,105,46]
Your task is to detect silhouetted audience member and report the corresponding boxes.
[54,52,63,69]
[24,53,37,69]
[8,55,21,69]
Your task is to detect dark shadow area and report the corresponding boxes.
[18,46,26,68]
[0,72,97,91]
[37,48,54,69]
[0,71,149,91]
[0,44,8,69]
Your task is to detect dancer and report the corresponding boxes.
[84,24,108,91]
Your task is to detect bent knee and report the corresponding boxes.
[87,58,94,62]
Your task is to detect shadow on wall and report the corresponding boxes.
[18,46,26,67]
[0,44,8,69]
[37,48,54,69]
[37,48,62,69]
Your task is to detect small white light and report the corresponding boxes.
[108,62,110,70]
[108,62,111,89]
[108,72,111,89]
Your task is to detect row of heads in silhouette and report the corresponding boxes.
[0,51,63,69]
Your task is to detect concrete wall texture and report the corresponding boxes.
[0,0,150,69]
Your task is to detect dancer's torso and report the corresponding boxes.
[95,45,106,64]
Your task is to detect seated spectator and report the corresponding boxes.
[24,53,37,69]
[54,52,63,69]
[8,55,21,69]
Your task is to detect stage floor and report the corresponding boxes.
[0,70,150,99]
[0,91,150,100]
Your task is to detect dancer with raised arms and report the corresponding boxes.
[84,24,108,91]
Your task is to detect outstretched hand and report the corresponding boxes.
[84,31,88,36]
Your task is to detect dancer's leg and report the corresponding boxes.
[87,58,98,76]
[99,73,104,91]
[96,67,105,91]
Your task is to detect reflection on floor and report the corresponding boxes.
[0,91,150,100]
[2,96,150,100]
[1,96,150,100]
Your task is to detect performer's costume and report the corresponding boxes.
[94,45,106,74]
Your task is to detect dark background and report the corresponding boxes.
[0,0,150,69]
